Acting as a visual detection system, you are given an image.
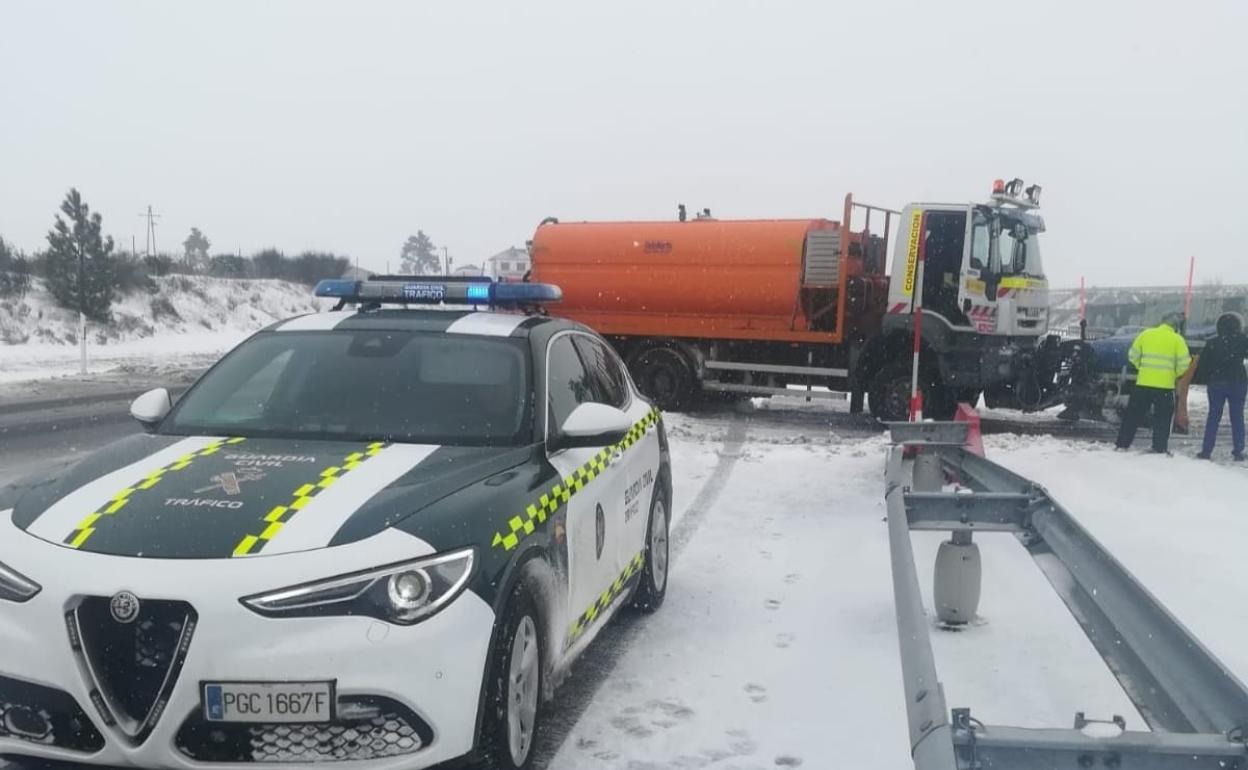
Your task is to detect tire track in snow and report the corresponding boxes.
[529,414,750,768]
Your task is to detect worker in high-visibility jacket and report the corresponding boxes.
[1115,312,1193,454]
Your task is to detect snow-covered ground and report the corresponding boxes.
[3,321,1246,768]
[546,409,1248,770]
[0,276,324,384]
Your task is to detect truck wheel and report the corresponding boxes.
[925,387,959,421]
[869,363,958,422]
[868,363,913,422]
[630,346,696,411]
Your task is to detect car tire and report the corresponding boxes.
[474,579,545,770]
[630,491,670,612]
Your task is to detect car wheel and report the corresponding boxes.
[630,491,669,612]
[476,580,544,770]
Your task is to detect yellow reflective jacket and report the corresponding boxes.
[1128,323,1192,390]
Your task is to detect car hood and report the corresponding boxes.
[4,433,530,559]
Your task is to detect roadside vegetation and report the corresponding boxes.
[0,188,352,324]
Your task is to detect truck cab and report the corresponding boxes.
[866,180,1052,419]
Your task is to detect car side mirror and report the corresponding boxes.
[554,403,632,450]
[130,387,172,431]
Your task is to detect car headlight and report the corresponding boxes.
[241,548,475,625]
[0,560,40,603]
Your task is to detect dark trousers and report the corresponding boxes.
[1202,381,1247,456]
[1116,386,1175,452]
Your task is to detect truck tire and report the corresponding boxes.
[629,345,697,411]
[868,362,913,422]
[868,363,958,422]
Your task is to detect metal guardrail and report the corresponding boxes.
[884,425,1248,769]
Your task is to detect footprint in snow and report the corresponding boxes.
[744,683,768,703]
[775,632,796,648]
[609,699,695,738]
[764,598,782,610]
[784,573,801,585]
[775,755,805,767]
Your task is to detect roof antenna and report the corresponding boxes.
[678,204,687,222]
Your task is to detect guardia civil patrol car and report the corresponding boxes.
[0,277,671,769]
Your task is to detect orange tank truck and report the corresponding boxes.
[529,196,896,413]
[530,182,1059,422]
[530,218,888,344]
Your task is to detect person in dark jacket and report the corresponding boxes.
[1195,312,1248,460]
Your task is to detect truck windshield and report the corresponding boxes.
[162,330,533,446]
[970,210,1044,278]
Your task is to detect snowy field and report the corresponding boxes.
[0,276,324,384]
[543,408,1248,770]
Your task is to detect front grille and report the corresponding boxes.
[0,674,105,752]
[175,696,433,763]
[72,596,196,741]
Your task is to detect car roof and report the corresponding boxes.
[262,307,577,339]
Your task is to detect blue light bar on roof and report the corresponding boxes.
[313,277,562,307]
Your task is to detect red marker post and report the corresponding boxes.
[1184,256,1195,319]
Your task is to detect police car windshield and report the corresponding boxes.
[163,330,532,446]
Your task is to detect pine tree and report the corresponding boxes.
[182,227,211,270]
[400,231,440,275]
[44,189,116,322]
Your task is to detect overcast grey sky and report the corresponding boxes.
[1,0,1244,287]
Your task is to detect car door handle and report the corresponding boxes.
[611,449,624,463]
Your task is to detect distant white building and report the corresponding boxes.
[453,264,485,277]
[486,247,530,282]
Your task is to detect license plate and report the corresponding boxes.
[202,681,335,723]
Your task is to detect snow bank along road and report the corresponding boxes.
[3,399,1247,769]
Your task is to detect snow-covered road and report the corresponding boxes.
[3,397,1246,770]
[539,407,1248,770]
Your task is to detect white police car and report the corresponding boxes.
[0,277,671,769]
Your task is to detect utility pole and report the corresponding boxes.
[77,224,87,375]
[443,246,451,275]
[138,205,161,258]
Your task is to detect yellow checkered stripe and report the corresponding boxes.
[232,441,387,557]
[63,437,246,549]
[567,551,645,645]
[491,407,660,552]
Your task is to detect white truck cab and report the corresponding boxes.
[885,179,1049,339]
[863,179,1058,419]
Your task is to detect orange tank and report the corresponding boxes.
[530,218,883,344]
